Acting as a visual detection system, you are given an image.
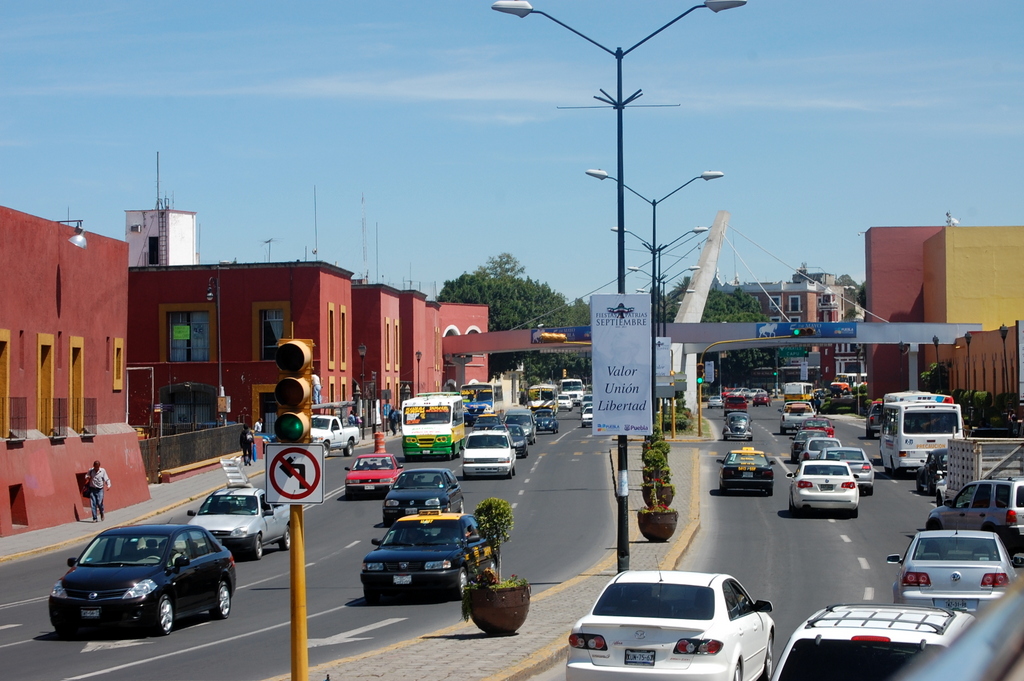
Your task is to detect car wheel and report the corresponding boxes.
[849,507,859,519]
[455,499,465,513]
[449,568,469,601]
[154,595,174,636]
[54,624,77,639]
[344,439,354,457]
[278,526,291,551]
[789,497,801,518]
[322,440,332,454]
[210,580,232,620]
[733,663,742,681]
[363,589,381,605]
[759,632,774,681]
[251,533,263,561]
[766,486,774,497]
[926,518,942,530]
[915,477,925,495]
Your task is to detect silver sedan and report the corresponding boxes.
[887,530,1023,613]
[819,447,875,496]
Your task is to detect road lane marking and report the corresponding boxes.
[840,534,852,543]
[0,639,30,650]
[82,639,152,652]
[0,597,46,611]
[864,587,875,600]
[61,603,354,680]
[518,489,525,496]
[308,618,407,648]
[524,478,531,484]
[0,624,21,630]
[828,519,836,524]
[858,557,870,570]
[512,502,518,509]
[345,540,360,549]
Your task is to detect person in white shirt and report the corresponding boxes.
[84,460,112,522]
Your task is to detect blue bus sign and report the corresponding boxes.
[756,322,857,339]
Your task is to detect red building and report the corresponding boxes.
[0,207,149,535]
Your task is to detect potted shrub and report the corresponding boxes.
[637,503,678,542]
[462,497,531,635]
[641,477,675,507]
[638,427,678,541]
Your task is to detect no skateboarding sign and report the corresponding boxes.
[264,443,325,504]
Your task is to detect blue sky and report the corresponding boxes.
[3,1,1022,302]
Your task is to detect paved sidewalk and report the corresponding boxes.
[292,437,705,681]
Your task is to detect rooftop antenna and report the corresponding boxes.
[313,186,319,260]
[156,151,160,209]
[361,194,368,281]
[261,238,280,262]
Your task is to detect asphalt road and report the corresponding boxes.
[532,401,942,681]
[0,409,615,681]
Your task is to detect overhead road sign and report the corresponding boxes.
[531,326,592,344]
[756,322,856,339]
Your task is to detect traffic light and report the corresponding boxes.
[274,339,314,443]
[696,363,705,384]
[792,327,817,337]
[562,369,567,378]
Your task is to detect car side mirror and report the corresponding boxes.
[786,472,795,478]
[944,499,953,507]
[886,554,902,565]
[187,509,197,517]
[768,460,775,466]
[753,599,773,613]
[467,533,481,542]
[778,408,783,412]
[1013,556,1024,568]
[67,557,77,567]
[716,459,724,464]
[174,555,190,569]
[853,474,860,479]
[344,467,351,471]
[263,507,274,516]
[371,538,381,546]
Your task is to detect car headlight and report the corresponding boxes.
[424,560,452,570]
[363,562,384,571]
[385,499,400,507]
[230,526,248,537]
[123,579,158,599]
[51,581,68,599]
[425,498,441,507]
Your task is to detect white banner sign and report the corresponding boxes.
[656,337,672,378]
[591,294,652,436]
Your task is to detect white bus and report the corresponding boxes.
[879,391,963,476]
[559,378,585,407]
[783,382,814,403]
[401,392,466,461]
[460,381,507,425]
[527,384,558,413]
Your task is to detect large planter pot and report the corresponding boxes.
[637,509,678,542]
[642,468,671,484]
[641,485,675,507]
[468,584,531,636]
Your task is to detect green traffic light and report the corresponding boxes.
[275,413,306,441]
[696,377,704,384]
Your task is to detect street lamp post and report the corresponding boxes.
[933,335,941,393]
[1000,325,1009,394]
[493,0,745,575]
[965,332,973,392]
[415,351,423,396]
[205,272,224,425]
[358,343,367,440]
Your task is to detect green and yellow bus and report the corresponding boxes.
[401,393,466,460]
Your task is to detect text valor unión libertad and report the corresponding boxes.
[599,366,648,411]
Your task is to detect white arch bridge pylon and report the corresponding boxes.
[441,321,981,399]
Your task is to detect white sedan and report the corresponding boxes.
[566,570,775,681]
[787,461,860,519]
[581,405,593,428]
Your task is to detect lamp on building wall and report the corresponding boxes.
[358,343,367,439]
[59,220,88,249]
[415,351,423,396]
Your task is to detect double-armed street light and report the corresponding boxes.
[492,0,745,574]
[206,271,225,424]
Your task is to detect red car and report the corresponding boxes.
[344,454,403,499]
[800,418,835,438]
[724,394,748,414]
[752,392,771,406]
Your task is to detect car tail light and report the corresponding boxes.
[569,633,607,651]
[674,638,724,655]
[902,571,931,587]
[797,480,813,488]
[1007,509,1018,525]
[841,481,857,489]
[764,469,774,479]
[981,573,1010,588]
[861,464,872,472]
[852,635,891,642]
[899,451,909,458]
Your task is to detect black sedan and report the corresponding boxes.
[49,524,235,638]
[534,408,559,434]
[507,423,529,458]
[718,448,774,496]
[382,468,464,525]
[360,511,494,604]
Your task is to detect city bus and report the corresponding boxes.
[559,378,585,407]
[527,383,558,413]
[460,381,507,425]
[783,382,814,402]
[879,391,963,476]
[401,393,466,460]
[835,372,867,388]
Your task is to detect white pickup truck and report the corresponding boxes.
[311,415,361,456]
[779,401,816,435]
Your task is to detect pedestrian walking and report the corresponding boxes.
[389,407,401,436]
[253,417,263,433]
[239,425,255,466]
[84,460,111,522]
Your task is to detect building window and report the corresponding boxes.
[148,236,159,265]
[790,316,801,323]
[169,311,210,362]
[788,295,802,313]
[260,309,284,360]
[769,316,781,323]
[770,296,782,313]
[328,304,336,370]
[340,308,347,365]
[113,338,124,391]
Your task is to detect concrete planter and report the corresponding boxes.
[637,509,678,542]
[468,584,531,636]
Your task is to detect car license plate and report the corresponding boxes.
[80,607,101,619]
[404,508,417,515]
[937,598,973,611]
[819,484,834,491]
[742,472,753,478]
[624,649,655,666]
[393,575,412,585]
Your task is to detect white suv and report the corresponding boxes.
[771,603,974,681]
[462,429,515,479]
